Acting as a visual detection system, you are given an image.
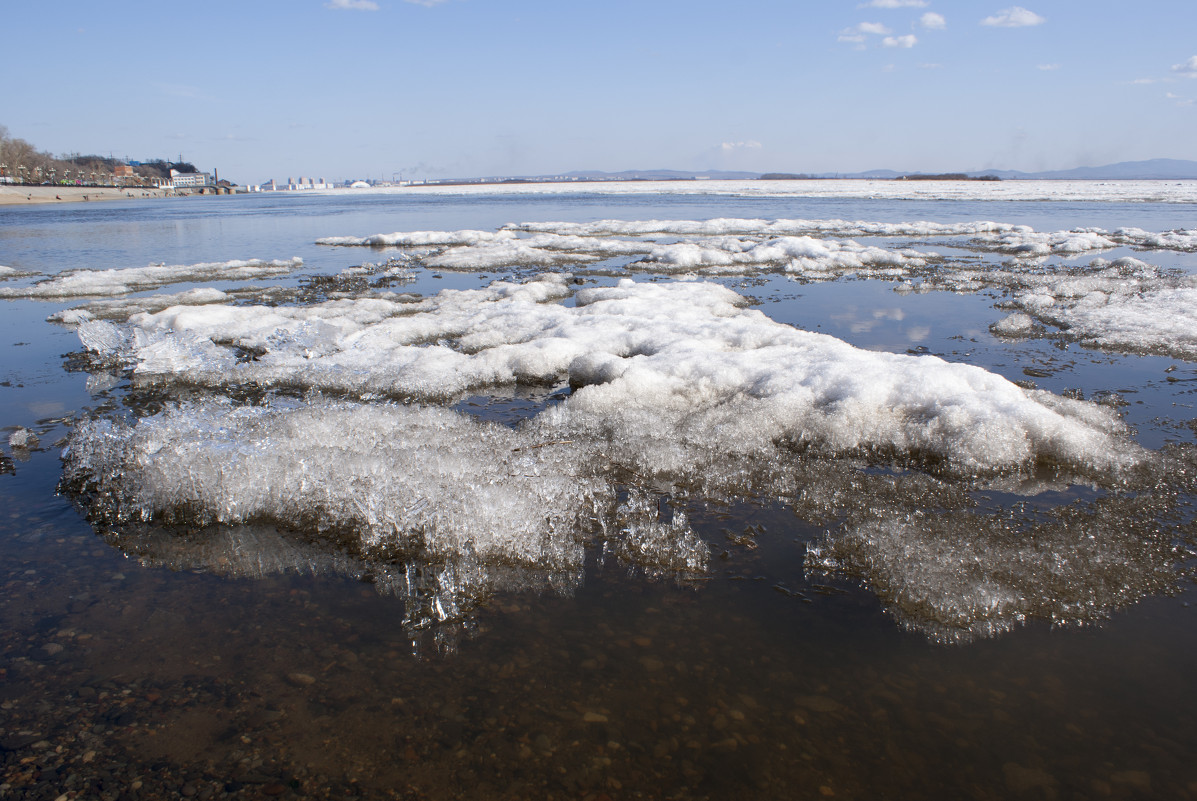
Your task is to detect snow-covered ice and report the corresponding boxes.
[62,396,710,631]
[0,257,303,299]
[47,288,233,325]
[75,273,1144,477]
[317,218,1197,292]
[316,229,517,247]
[505,218,1026,239]
[948,256,1197,358]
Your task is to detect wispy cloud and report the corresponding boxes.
[404,0,449,5]
[720,141,762,152]
[859,0,927,7]
[981,7,1045,27]
[920,12,946,30]
[1036,63,1060,71]
[326,0,379,10]
[884,35,918,48]
[838,21,891,45]
[1172,56,1197,77]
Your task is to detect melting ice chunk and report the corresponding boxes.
[0,257,303,299]
[73,274,1145,477]
[61,397,712,633]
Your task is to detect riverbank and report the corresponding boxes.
[0,185,172,206]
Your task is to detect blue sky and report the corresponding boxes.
[4,1,1195,183]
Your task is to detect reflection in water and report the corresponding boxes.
[84,521,585,652]
[806,482,1196,643]
[62,390,1196,646]
[61,397,714,649]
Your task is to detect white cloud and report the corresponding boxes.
[1036,63,1060,71]
[1129,77,1159,85]
[838,22,890,44]
[1172,56,1197,77]
[920,12,946,29]
[720,141,762,152]
[981,7,1045,27]
[884,34,918,48]
[859,0,927,7]
[326,0,379,9]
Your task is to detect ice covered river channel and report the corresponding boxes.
[2,183,1196,800]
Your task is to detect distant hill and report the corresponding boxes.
[970,159,1197,180]
[823,159,1197,181]
[425,159,1197,186]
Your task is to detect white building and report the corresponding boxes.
[248,176,335,192]
[169,169,213,188]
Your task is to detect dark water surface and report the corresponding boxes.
[2,191,1196,800]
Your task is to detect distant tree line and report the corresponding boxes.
[0,125,196,185]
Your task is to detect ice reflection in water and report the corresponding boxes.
[805,462,1197,642]
[62,391,1196,646]
[61,397,713,647]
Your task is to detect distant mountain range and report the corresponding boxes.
[548,159,1197,182]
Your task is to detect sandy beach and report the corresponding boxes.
[0,184,172,205]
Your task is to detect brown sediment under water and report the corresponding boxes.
[4,464,1196,800]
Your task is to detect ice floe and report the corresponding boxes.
[972,257,1197,358]
[321,226,939,276]
[316,229,516,247]
[74,274,1144,477]
[64,398,605,568]
[0,257,303,299]
[47,288,233,324]
[61,396,710,636]
[970,227,1197,256]
[507,218,1027,239]
[317,219,1197,286]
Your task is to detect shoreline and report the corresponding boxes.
[0,185,173,206]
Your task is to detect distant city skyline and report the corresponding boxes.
[4,0,1195,183]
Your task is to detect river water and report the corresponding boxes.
[1,188,1196,800]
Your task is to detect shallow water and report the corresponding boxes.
[2,190,1197,800]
